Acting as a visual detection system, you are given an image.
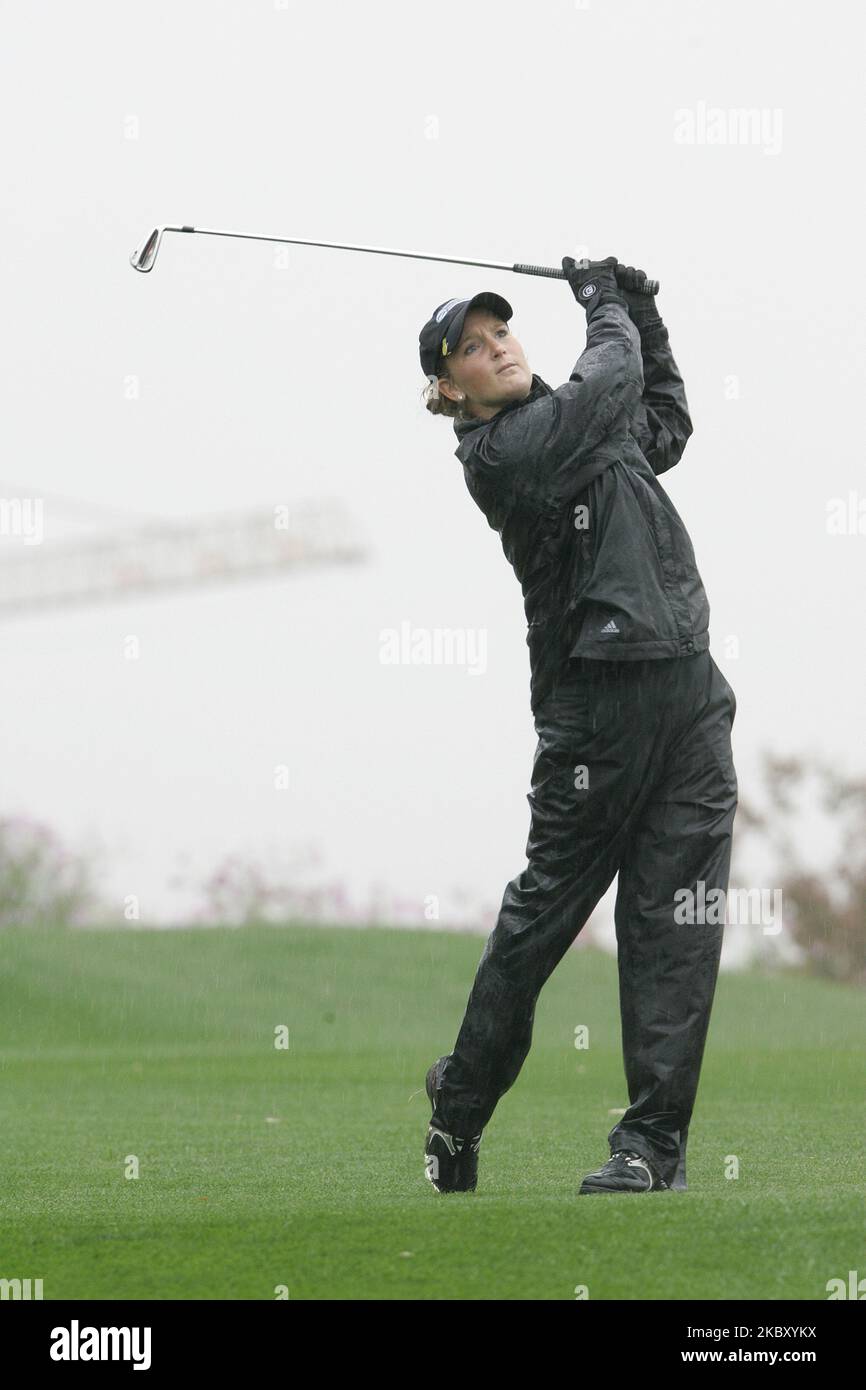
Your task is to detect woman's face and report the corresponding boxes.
[437,308,532,420]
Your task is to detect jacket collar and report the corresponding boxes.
[452,373,550,451]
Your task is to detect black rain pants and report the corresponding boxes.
[431,649,738,1189]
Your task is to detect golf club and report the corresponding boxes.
[129,224,659,294]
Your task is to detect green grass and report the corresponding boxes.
[0,923,863,1300]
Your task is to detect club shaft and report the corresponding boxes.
[137,225,660,294]
[180,224,520,272]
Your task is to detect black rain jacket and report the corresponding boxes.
[452,300,711,715]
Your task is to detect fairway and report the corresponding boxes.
[0,924,863,1301]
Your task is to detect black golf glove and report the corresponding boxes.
[615,263,662,330]
[562,255,629,317]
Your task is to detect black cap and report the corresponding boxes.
[419,290,513,380]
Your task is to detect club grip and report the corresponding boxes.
[513,263,660,296]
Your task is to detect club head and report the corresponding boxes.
[130,227,164,273]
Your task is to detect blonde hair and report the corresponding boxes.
[420,357,474,421]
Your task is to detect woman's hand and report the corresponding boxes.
[562,256,629,317]
[615,263,660,326]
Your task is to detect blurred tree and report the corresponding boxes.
[0,815,99,928]
[734,754,866,985]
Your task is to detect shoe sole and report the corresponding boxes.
[578,1181,670,1194]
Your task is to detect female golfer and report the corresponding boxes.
[417,256,738,1194]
